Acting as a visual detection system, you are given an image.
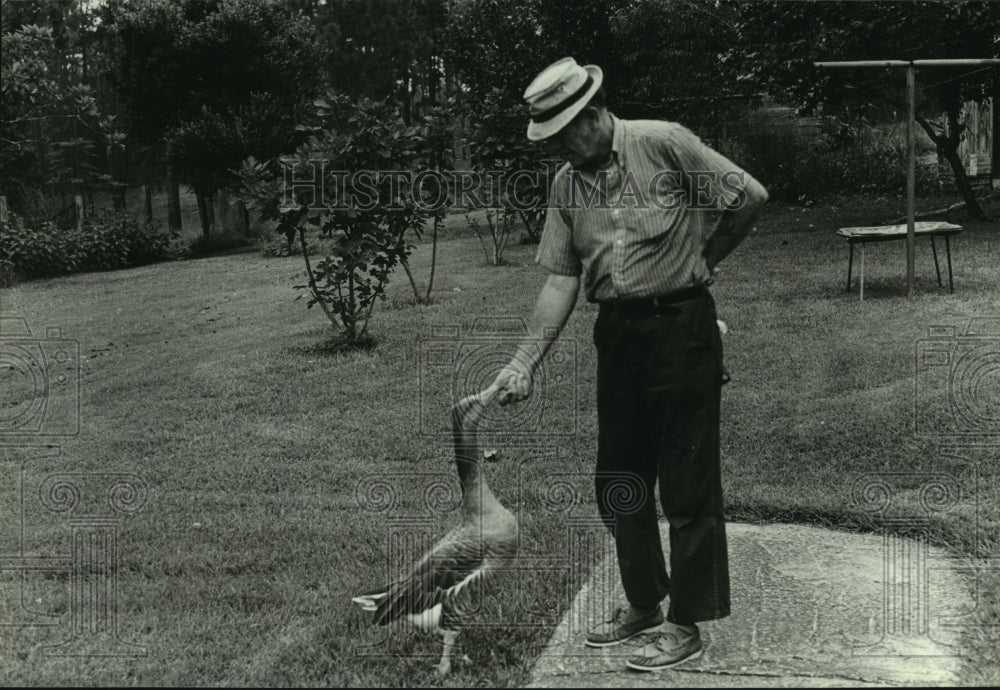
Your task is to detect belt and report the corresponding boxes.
[599,283,709,314]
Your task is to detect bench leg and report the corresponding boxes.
[847,242,854,292]
[946,235,954,293]
[931,235,942,287]
[860,244,865,302]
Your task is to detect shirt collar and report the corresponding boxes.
[610,114,624,157]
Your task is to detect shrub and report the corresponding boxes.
[237,93,433,346]
[0,209,178,281]
[465,89,550,244]
[468,209,515,266]
[259,230,299,257]
[728,113,938,202]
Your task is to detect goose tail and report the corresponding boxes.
[351,589,388,612]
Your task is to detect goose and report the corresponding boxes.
[352,384,519,675]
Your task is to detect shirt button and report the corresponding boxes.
[612,209,621,216]
[616,239,623,246]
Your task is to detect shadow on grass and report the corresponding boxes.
[292,332,380,356]
[188,232,256,259]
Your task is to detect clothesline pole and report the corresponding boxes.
[906,64,916,295]
[813,58,1000,297]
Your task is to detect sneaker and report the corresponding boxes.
[584,605,664,648]
[625,623,703,671]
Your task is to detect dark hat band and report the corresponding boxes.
[530,75,595,124]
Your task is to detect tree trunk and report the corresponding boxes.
[425,214,440,302]
[195,191,212,237]
[401,65,412,125]
[916,114,984,220]
[993,96,999,189]
[143,183,153,222]
[399,254,423,303]
[427,55,437,106]
[107,143,123,210]
[207,193,216,233]
[215,190,229,233]
[941,146,984,219]
[166,162,182,232]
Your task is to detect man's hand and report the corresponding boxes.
[493,362,532,406]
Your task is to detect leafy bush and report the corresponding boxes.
[238,93,437,346]
[466,89,550,243]
[0,210,177,281]
[468,209,516,267]
[258,228,299,257]
[729,113,938,202]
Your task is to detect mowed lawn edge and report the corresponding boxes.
[1,194,998,686]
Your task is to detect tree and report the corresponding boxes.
[1,5,114,218]
[302,0,449,124]
[443,0,564,245]
[536,0,629,103]
[444,0,554,105]
[610,0,749,142]
[100,0,328,235]
[731,0,1000,218]
[237,94,433,347]
[464,89,553,245]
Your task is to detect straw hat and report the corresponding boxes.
[524,57,603,141]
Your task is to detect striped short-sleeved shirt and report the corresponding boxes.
[535,115,748,303]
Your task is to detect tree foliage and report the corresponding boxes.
[237,94,445,346]
[610,0,747,139]
[100,0,328,233]
[730,0,1000,216]
[732,0,999,116]
[1,8,113,217]
[444,0,553,104]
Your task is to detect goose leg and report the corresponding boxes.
[435,629,459,676]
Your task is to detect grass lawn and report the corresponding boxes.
[1,191,999,686]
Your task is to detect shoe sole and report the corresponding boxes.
[625,646,703,671]
[583,621,664,648]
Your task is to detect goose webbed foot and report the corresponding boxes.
[434,628,461,676]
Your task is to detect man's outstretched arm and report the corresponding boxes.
[493,273,580,405]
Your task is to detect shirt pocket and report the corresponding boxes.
[629,205,682,246]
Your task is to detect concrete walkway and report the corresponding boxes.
[527,522,977,687]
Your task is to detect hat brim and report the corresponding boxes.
[526,65,603,142]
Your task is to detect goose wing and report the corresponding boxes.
[372,526,491,626]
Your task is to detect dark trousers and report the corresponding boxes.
[593,290,730,625]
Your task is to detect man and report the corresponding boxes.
[492,57,768,672]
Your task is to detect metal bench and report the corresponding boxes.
[835,222,962,300]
